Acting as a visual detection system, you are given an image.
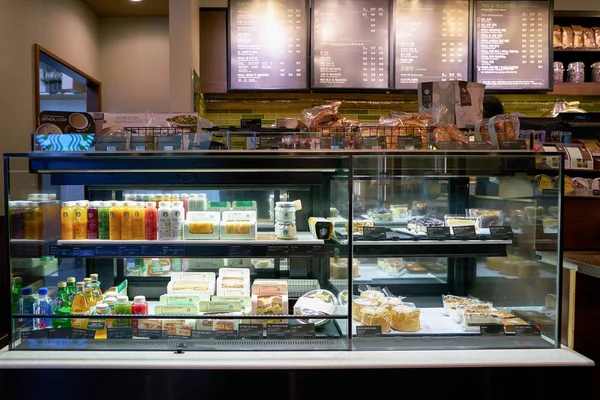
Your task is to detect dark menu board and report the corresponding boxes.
[474,0,551,90]
[229,0,309,90]
[312,0,390,89]
[394,0,470,90]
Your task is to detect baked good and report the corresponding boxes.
[215,320,236,331]
[352,298,379,320]
[162,320,187,335]
[329,207,339,217]
[584,27,596,48]
[360,307,391,333]
[443,295,477,315]
[572,25,583,48]
[501,317,529,333]
[486,257,504,271]
[329,258,360,279]
[172,281,209,292]
[390,305,421,332]
[360,290,386,304]
[594,27,600,49]
[345,220,374,234]
[368,208,392,221]
[496,309,515,319]
[500,260,519,276]
[468,209,503,228]
[225,221,251,235]
[517,261,540,279]
[222,277,244,289]
[445,216,476,227]
[553,25,562,48]
[454,302,493,324]
[256,295,283,315]
[461,311,502,329]
[407,217,443,233]
[406,263,427,273]
[189,221,215,235]
[377,258,406,276]
[562,26,574,49]
[379,297,404,312]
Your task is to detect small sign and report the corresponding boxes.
[238,324,263,339]
[163,146,174,151]
[515,325,541,336]
[94,245,118,256]
[593,190,600,196]
[437,141,462,150]
[397,137,415,149]
[213,330,239,339]
[453,225,478,240]
[356,326,382,337]
[541,189,559,196]
[466,141,493,149]
[118,246,141,256]
[49,245,71,257]
[362,226,387,241]
[266,245,290,257]
[500,140,527,150]
[426,226,451,240]
[106,146,117,152]
[480,324,504,336]
[71,246,95,257]
[135,146,145,151]
[489,226,514,240]
[107,327,133,339]
[48,328,72,338]
[228,245,253,257]
[191,330,213,339]
[71,328,96,339]
[266,324,291,339]
[22,329,49,339]
[291,323,316,338]
[137,329,164,339]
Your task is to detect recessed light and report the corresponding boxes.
[130,0,143,2]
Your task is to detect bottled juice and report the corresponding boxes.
[83,277,97,312]
[60,201,75,240]
[109,201,122,240]
[11,276,22,330]
[90,303,110,339]
[157,202,171,240]
[25,201,40,239]
[114,295,132,327]
[52,281,72,328]
[131,295,148,337]
[66,277,77,303]
[9,201,26,239]
[87,201,99,239]
[90,273,103,300]
[73,201,88,240]
[145,202,158,240]
[180,194,189,215]
[133,202,145,240]
[170,201,184,240]
[121,201,134,240]
[98,201,110,239]
[71,282,90,329]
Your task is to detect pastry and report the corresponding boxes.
[368,208,392,221]
[256,295,283,315]
[171,281,209,292]
[500,260,519,276]
[553,24,562,48]
[583,27,596,48]
[390,305,421,332]
[360,290,386,304]
[486,257,504,271]
[189,221,215,235]
[352,298,379,320]
[225,221,251,235]
[345,220,374,234]
[406,263,427,273]
[222,277,244,289]
[443,295,477,315]
[501,317,529,333]
[496,309,515,319]
[572,25,583,48]
[379,297,404,312]
[461,311,503,329]
[454,302,493,324]
[517,261,540,279]
[445,216,476,227]
[329,207,339,217]
[407,217,443,233]
[360,307,391,333]
[329,258,360,279]
[377,258,406,276]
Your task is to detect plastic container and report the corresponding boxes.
[131,295,149,337]
[71,282,90,329]
[553,61,564,83]
[170,201,185,240]
[97,201,110,240]
[567,62,585,83]
[109,201,122,240]
[91,303,110,339]
[275,221,297,240]
[275,202,296,222]
[121,201,135,240]
[145,202,158,240]
[33,287,53,329]
[132,202,145,240]
[18,287,35,331]
[87,201,99,239]
[158,202,171,240]
[72,201,87,240]
[114,295,132,327]
[24,202,40,240]
[592,62,600,83]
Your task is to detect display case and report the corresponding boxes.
[3,150,564,352]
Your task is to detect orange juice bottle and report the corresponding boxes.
[60,201,75,240]
[133,202,145,240]
[73,201,88,240]
[121,201,134,240]
[109,201,122,240]
[71,281,90,329]
[83,277,97,311]
[25,201,41,239]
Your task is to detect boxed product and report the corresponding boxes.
[167,272,216,295]
[308,217,334,240]
[154,305,199,316]
[208,201,231,212]
[251,280,289,325]
[418,81,485,129]
[225,258,252,268]
[220,211,257,240]
[162,320,193,337]
[186,258,225,270]
[232,200,257,211]
[184,211,220,240]
[159,294,207,306]
[216,267,251,297]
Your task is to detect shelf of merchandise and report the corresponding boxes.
[549,83,600,96]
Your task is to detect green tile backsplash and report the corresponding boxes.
[203,92,600,127]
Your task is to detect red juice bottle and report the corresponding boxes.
[87,202,99,239]
[144,202,157,240]
[131,295,148,337]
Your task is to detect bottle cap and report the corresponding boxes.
[117,295,129,303]
[104,291,118,298]
[76,201,87,206]
[158,202,171,208]
[95,303,109,312]
[189,193,198,198]
[13,276,23,283]
[124,201,135,206]
[83,277,92,282]
[76,281,85,287]
[172,194,180,200]
[22,287,32,295]
[136,202,145,207]
[67,277,76,283]
[90,273,99,280]
[181,194,189,198]
[145,201,156,208]
[104,296,117,305]
[133,295,146,303]
[38,287,48,296]
[58,281,67,288]
[16,201,29,207]
[89,201,100,207]
[172,201,184,208]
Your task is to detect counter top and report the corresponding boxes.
[0,346,592,369]
[564,252,600,279]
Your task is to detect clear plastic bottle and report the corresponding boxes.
[71,281,90,329]
[180,194,189,215]
[11,276,22,330]
[33,287,53,330]
[157,201,171,240]
[109,201,122,240]
[131,295,148,337]
[170,201,185,240]
[73,201,88,240]
[52,281,72,329]
[133,202,145,240]
[145,202,158,240]
[87,201,100,239]
[114,295,132,327]
[60,201,75,240]
[98,201,110,240]
[121,201,135,240]
[18,287,36,331]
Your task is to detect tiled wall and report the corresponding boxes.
[203,92,600,128]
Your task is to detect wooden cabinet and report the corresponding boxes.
[200,8,227,93]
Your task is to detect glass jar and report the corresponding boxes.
[592,62,600,83]
[275,221,297,240]
[553,61,564,83]
[567,62,585,83]
[275,202,296,222]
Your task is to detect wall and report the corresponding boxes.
[0,0,100,214]
[554,0,600,11]
[99,18,170,113]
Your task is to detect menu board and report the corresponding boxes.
[474,0,551,90]
[312,0,390,89]
[229,0,309,90]
[394,0,470,90]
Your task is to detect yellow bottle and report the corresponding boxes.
[109,201,122,240]
[60,201,75,240]
[25,201,40,239]
[91,303,110,340]
[121,201,134,240]
[71,282,90,329]
[90,273,103,301]
[83,277,97,311]
[73,201,88,240]
[132,202,145,240]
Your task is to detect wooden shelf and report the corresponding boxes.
[549,83,600,96]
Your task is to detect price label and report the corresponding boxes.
[266,245,290,257]
[362,226,387,241]
[137,329,164,339]
[466,141,493,149]
[191,330,213,339]
[48,328,72,338]
[515,325,541,336]
[107,327,133,339]
[489,226,514,240]
[21,329,49,339]
[71,328,96,339]
[228,245,253,257]
[238,324,263,339]
[397,138,415,149]
[266,324,291,339]
[452,225,477,240]
[135,146,145,151]
[500,140,527,150]
[356,326,382,337]
[437,141,462,150]
[291,323,316,338]
[213,330,239,339]
[426,226,451,240]
[480,324,505,336]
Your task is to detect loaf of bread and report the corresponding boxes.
[379,297,404,312]
[360,290,386,305]
[352,298,379,321]
[390,306,420,332]
[360,307,391,333]
[189,221,215,235]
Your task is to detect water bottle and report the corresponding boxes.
[18,287,36,331]
[33,287,53,329]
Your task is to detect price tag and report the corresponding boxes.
[465,141,493,150]
[397,137,415,149]
[515,325,541,336]
[163,146,174,151]
[437,141,462,150]
[489,226,514,240]
[161,246,185,257]
[228,245,252,257]
[137,329,164,339]
[107,327,133,339]
[22,329,49,339]
[426,226,451,240]
[71,328,96,339]
[135,146,145,151]
[500,140,527,150]
[239,324,263,339]
[266,324,291,339]
[453,225,477,240]
[291,323,316,338]
[541,189,559,196]
[49,245,72,257]
[266,245,290,257]
[480,324,504,336]
[362,226,387,241]
[213,330,239,339]
[48,328,73,338]
[71,246,95,257]
[593,190,600,196]
[356,326,382,337]
[118,246,141,256]
[94,245,118,256]
[106,146,117,152]
[190,330,213,339]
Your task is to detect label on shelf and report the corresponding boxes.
[239,324,263,339]
[489,226,514,240]
[465,141,493,150]
[290,323,316,338]
[213,330,240,339]
[118,246,142,256]
[426,227,451,240]
[71,328,97,339]
[362,226,387,241]
[191,330,213,339]
[228,245,253,257]
[356,326,382,337]
[500,140,527,150]
[71,246,95,257]
[137,329,165,339]
[21,329,49,339]
[266,324,291,339]
[479,324,504,336]
[452,225,478,240]
[47,328,72,338]
[107,327,133,339]
[95,245,118,256]
[437,141,463,150]
[397,138,415,149]
[515,325,541,336]
[266,245,290,257]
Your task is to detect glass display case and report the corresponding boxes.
[3,150,563,351]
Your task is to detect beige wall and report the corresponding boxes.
[0,0,99,214]
[99,18,170,113]
[554,0,600,11]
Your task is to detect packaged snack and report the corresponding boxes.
[352,298,379,321]
[467,209,503,228]
[594,27,600,49]
[360,306,391,333]
[583,27,596,48]
[487,114,519,148]
[553,25,562,48]
[293,289,338,326]
[417,81,485,129]
[572,25,584,48]
[562,26,574,49]
[442,294,478,316]
[453,302,494,324]
[329,257,360,279]
[216,268,251,297]
[461,310,503,331]
[390,304,421,332]
[359,287,387,304]
[167,272,216,295]
[379,296,404,312]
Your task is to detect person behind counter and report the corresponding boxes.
[483,95,505,119]
[477,95,505,197]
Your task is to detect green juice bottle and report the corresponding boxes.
[98,201,110,240]
[52,281,72,328]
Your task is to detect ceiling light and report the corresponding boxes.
[130,0,143,2]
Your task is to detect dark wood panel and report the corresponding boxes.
[200,9,227,93]
[0,215,8,348]
[564,198,600,250]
